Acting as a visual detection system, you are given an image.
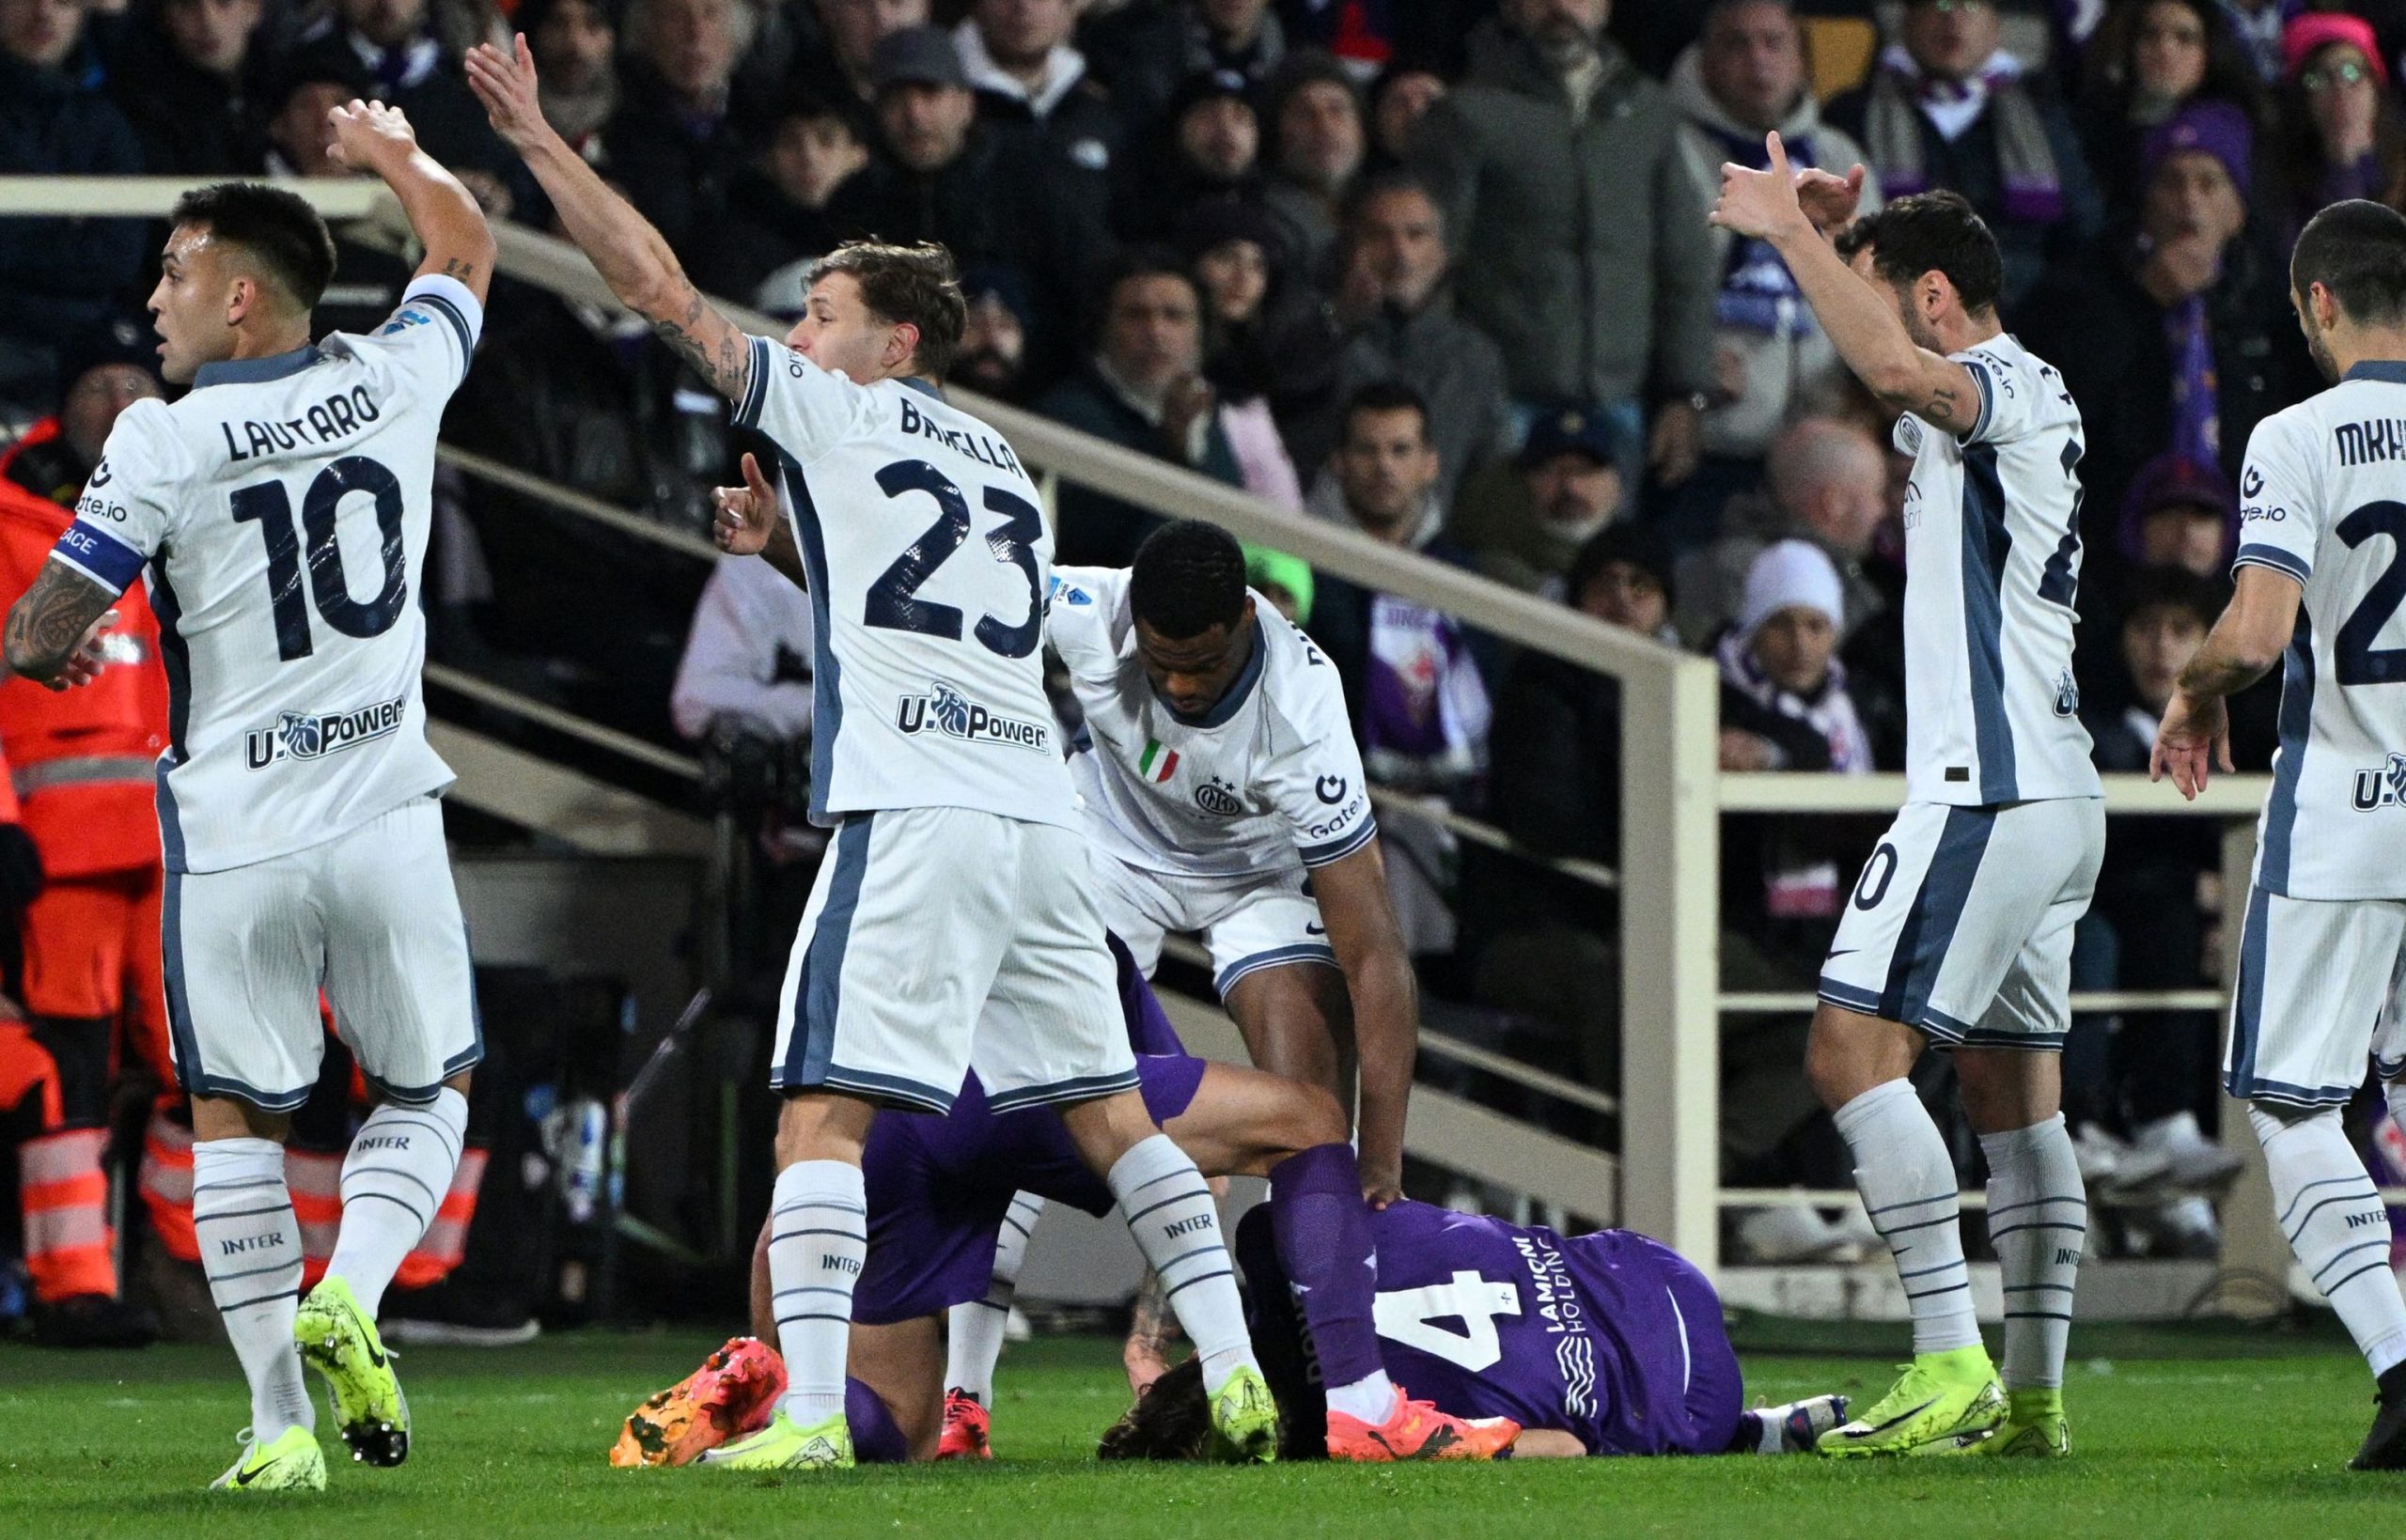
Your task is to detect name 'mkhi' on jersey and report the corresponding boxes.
[1891,333,2100,806]
[1351,1202,1700,1456]
[46,274,478,874]
[2230,362,2406,899]
[732,335,1073,830]
[1047,566,1373,879]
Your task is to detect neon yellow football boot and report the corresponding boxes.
[698,1408,855,1470]
[1957,1389,2070,1457]
[1817,1345,2006,1457]
[210,1424,327,1492]
[294,1275,409,1467]
[1207,1363,1281,1464]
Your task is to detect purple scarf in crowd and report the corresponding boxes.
[1864,46,2066,226]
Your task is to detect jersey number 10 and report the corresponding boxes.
[229,456,409,662]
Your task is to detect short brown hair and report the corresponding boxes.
[170,181,337,313]
[806,240,967,381]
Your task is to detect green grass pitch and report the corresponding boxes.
[2,1330,2398,1538]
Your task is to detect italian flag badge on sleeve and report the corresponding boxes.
[1138,739,1179,783]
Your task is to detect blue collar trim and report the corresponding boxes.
[1158,616,1266,729]
[2345,360,2406,383]
[900,375,941,398]
[194,345,327,388]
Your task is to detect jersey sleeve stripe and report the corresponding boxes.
[2232,543,2311,584]
[735,335,773,429]
[1960,356,1995,442]
[1298,815,1377,869]
[407,290,477,378]
[50,520,146,594]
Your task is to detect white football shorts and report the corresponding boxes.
[1818,797,2103,1049]
[2226,885,2406,1109]
[164,794,481,1111]
[1089,849,1336,998]
[770,806,1139,1114]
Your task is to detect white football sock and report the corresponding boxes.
[1834,1079,1981,1356]
[1324,1369,1398,1423]
[193,1138,313,1440]
[1107,1134,1256,1392]
[945,1190,1044,1403]
[1978,1113,2085,1392]
[2252,1106,2406,1378]
[325,1088,468,1319]
[767,1159,867,1424]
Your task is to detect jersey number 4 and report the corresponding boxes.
[230,456,408,662]
[1373,1271,1522,1372]
[865,459,1043,659]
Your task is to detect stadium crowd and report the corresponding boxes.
[4,0,2401,1334]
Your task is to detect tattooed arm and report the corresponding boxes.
[464,35,752,404]
[4,563,120,691]
[324,100,495,305]
[1711,131,1980,430]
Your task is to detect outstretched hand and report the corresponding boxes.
[464,34,554,153]
[1794,162,1867,233]
[2149,688,2235,801]
[32,609,119,692]
[1709,131,1814,243]
[713,452,783,555]
[324,99,419,174]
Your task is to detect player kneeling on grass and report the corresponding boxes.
[1100,1201,1847,1462]
[614,941,1512,1465]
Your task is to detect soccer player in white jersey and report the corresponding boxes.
[2153,199,2406,1472]
[2,105,493,1492]
[933,519,1419,1454]
[464,35,1276,1470]
[1712,143,2103,1459]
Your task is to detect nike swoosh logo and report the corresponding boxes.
[1305,924,1326,936]
[1827,949,1858,959]
[1844,1396,1939,1438]
[234,1456,283,1486]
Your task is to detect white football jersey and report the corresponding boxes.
[2231,362,2406,899]
[1049,566,1374,879]
[734,335,1072,829]
[50,274,477,874]
[1891,333,2101,805]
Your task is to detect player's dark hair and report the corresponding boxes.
[2292,198,2406,328]
[1853,191,2003,317]
[807,240,967,380]
[1131,519,1250,640]
[169,181,337,313]
[1097,1357,1219,1461]
[1337,379,1430,448]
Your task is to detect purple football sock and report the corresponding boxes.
[1268,1143,1383,1390]
[846,1377,910,1464]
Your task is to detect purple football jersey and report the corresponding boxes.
[1242,1202,1742,1455]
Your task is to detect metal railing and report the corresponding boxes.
[1,177,2305,1291]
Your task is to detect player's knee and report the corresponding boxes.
[28,1016,113,1126]
[2245,1100,2330,1144]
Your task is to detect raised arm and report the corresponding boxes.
[464,34,753,404]
[1711,132,1980,432]
[325,100,496,305]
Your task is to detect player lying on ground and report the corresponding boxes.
[2152,198,2406,1472]
[615,939,1512,1465]
[471,36,1280,1470]
[1101,1201,1847,1461]
[5,104,495,1493]
[1710,143,2102,1459]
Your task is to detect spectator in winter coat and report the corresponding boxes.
[1113,66,1267,242]
[521,0,622,159]
[1259,50,1366,275]
[1079,0,1289,139]
[1453,401,1629,599]
[1409,0,1718,498]
[1826,0,2101,313]
[1670,0,1883,468]
[0,0,148,397]
[105,0,273,177]
[598,0,756,264]
[955,0,1123,242]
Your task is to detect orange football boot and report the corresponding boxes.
[934,1388,993,1460]
[610,1336,788,1468]
[1325,1386,1520,1462]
